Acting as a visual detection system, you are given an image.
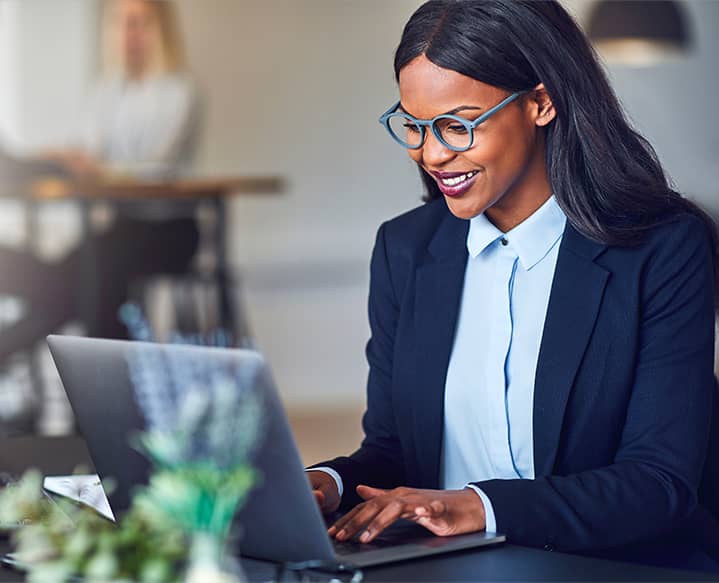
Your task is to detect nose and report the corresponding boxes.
[419,129,456,167]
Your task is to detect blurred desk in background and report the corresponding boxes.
[29,175,283,201]
[27,175,284,342]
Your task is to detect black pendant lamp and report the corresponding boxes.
[587,0,692,65]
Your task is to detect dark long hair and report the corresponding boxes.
[395,0,718,290]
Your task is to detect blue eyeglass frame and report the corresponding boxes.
[378,90,528,152]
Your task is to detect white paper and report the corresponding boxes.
[43,474,115,521]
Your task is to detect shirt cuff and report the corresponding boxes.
[305,467,344,498]
[464,484,497,533]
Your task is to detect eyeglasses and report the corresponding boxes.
[378,91,527,152]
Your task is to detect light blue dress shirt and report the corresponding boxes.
[442,195,566,532]
[312,196,566,534]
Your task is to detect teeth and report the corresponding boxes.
[441,171,477,186]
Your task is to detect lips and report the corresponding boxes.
[430,170,481,198]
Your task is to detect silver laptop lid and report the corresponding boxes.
[47,335,335,563]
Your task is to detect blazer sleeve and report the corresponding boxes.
[311,222,406,508]
[474,216,716,552]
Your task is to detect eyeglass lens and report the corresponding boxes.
[387,114,472,150]
[387,115,423,148]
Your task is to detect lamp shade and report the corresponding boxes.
[587,0,691,65]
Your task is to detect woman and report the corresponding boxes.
[50,0,201,340]
[56,0,199,178]
[307,0,719,571]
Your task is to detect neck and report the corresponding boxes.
[485,136,552,232]
[125,60,151,81]
[486,189,552,233]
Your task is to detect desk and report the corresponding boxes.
[27,176,284,341]
[0,436,714,582]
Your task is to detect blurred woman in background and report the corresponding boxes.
[1,0,202,366]
[47,0,202,340]
[56,0,200,178]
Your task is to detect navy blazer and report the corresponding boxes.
[320,197,718,566]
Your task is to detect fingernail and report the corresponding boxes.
[360,531,370,542]
[327,526,336,535]
[337,529,346,540]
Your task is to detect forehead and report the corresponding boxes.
[398,55,504,117]
[116,0,153,20]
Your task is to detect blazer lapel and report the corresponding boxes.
[413,211,469,489]
[533,224,609,477]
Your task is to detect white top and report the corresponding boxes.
[81,73,200,180]
[442,195,566,532]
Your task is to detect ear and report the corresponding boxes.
[531,83,556,127]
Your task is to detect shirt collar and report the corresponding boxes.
[467,195,567,270]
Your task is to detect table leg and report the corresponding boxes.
[78,200,99,337]
[212,197,252,347]
[23,198,44,429]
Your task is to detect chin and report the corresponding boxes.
[444,196,487,221]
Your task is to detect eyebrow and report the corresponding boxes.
[398,104,484,117]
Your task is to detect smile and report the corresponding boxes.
[431,169,481,198]
[439,170,479,186]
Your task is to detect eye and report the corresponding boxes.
[403,123,421,133]
[445,124,469,134]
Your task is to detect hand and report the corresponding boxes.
[43,149,103,178]
[306,470,341,514]
[328,486,486,543]
[61,151,103,177]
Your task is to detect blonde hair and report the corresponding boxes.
[101,0,187,76]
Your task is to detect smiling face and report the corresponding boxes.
[399,55,556,230]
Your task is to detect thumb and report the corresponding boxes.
[356,484,386,500]
[313,489,326,506]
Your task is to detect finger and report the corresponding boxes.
[334,501,385,541]
[359,499,405,543]
[356,485,387,500]
[313,489,325,507]
[329,504,364,536]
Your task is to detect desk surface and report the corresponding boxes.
[28,175,284,200]
[0,436,715,582]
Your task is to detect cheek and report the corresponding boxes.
[407,149,422,165]
[466,123,533,179]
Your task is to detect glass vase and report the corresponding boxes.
[183,530,247,583]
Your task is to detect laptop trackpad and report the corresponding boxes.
[330,520,504,567]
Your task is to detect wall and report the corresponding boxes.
[0,0,97,153]
[173,0,425,410]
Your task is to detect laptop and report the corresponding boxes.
[47,335,504,568]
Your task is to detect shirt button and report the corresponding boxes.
[544,544,554,552]
[500,237,509,246]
